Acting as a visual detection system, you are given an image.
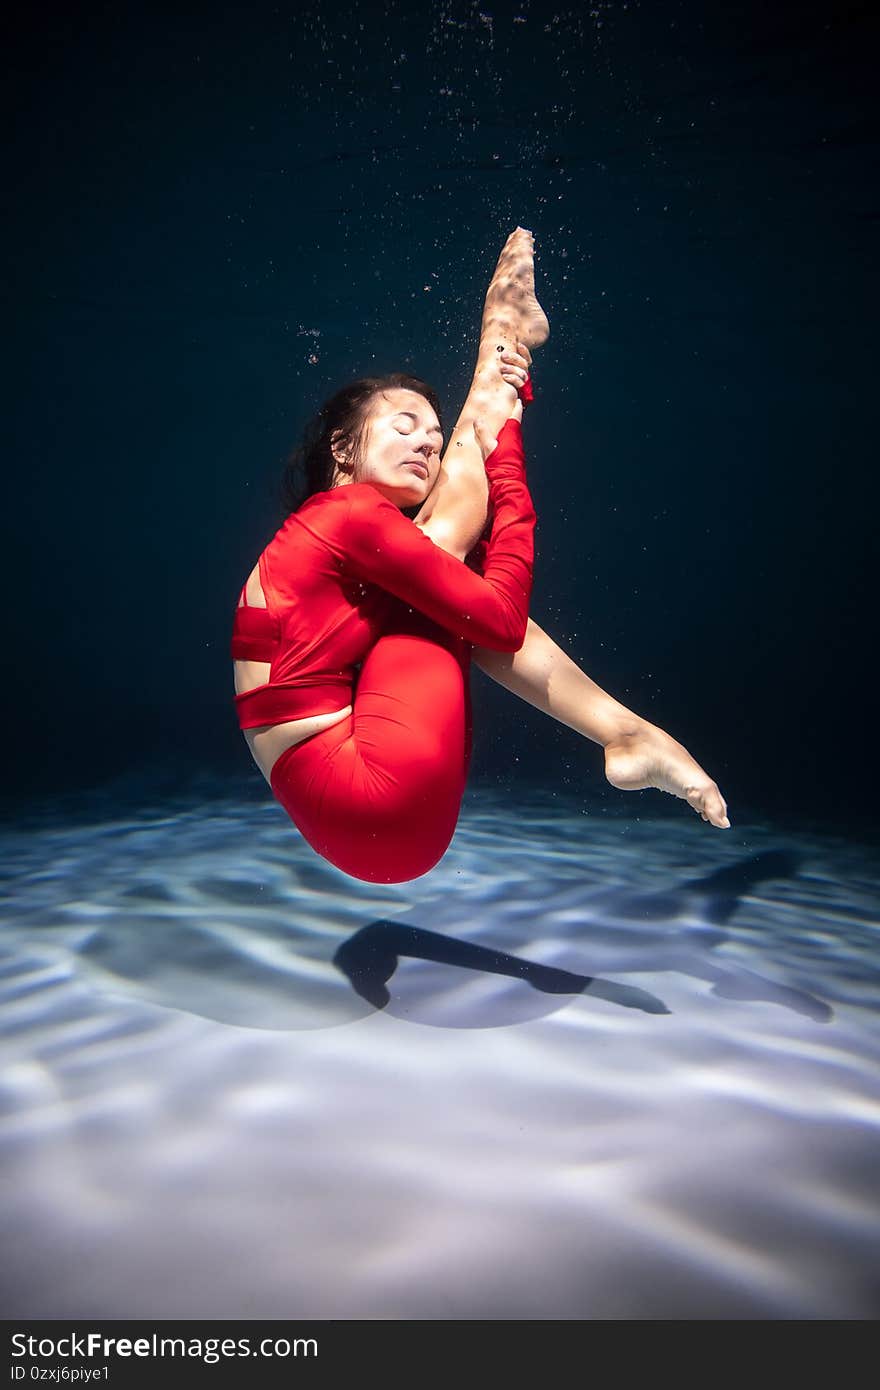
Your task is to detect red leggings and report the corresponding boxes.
[269,610,472,884]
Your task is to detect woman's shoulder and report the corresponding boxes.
[295,482,386,514]
[283,486,354,536]
[278,484,400,563]
[299,482,403,532]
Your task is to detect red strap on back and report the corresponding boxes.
[231,605,280,662]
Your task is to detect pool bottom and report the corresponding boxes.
[1,785,878,1318]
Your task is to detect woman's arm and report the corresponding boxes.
[473,618,731,827]
[341,418,535,652]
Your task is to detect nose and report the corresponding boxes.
[417,430,441,457]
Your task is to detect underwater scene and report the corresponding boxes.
[4,1,877,1320]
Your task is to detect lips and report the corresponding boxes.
[403,460,429,479]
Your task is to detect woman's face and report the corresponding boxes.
[348,388,443,508]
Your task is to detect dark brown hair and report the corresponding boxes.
[280,373,443,516]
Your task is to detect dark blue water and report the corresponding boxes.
[4,0,876,825]
[3,0,878,1319]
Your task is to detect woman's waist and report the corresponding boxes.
[233,674,352,730]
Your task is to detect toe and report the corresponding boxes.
[686,780,730,829]
[705,786,731,828]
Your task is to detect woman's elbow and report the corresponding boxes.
[478,616,529,652]
[508,619,529,653]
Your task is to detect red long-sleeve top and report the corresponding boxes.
[231,416,535,731]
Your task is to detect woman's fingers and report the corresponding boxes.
[500,348,530,373]
[472,419,499,460]
[501,368,528,389]
[499,349,529,390]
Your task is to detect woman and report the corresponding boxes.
[232,230,728,884]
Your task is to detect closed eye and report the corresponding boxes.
[395,411,442,437]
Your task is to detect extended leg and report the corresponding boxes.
[414,227,548,559]
[474,618,731,828]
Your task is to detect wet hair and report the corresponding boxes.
[280,373,443,516]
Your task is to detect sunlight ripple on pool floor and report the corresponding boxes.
[1,784,878,1318]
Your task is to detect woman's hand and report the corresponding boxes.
[499,340,532,393]
[473,340,530,455]
[472,418,500,460]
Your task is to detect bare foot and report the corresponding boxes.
[483,226,550,349]
[604,721,731,828]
